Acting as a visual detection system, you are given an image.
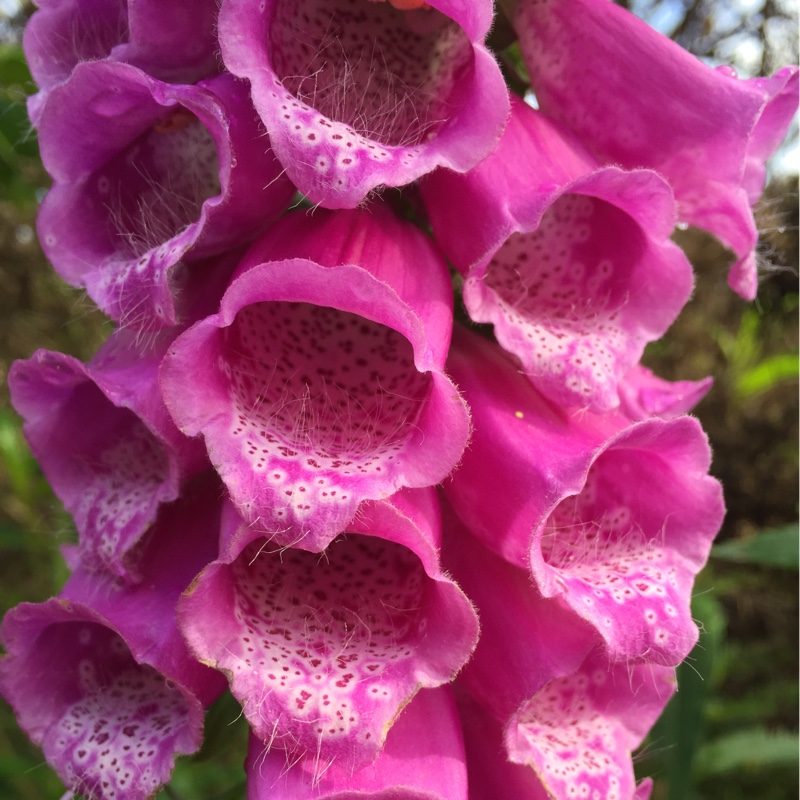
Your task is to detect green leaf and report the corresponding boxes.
[712,524,799,570]
[646,592,727,800]
[736,353,799,397]
[694,728,799,777]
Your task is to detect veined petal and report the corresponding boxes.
[516,0,799,300]
[422,97,693,412]
[8,329,207,581]
[24,0,220,125]
[161,206,469,551]
[37,62,294,330]
[245,686,468,798]
[218,0,508,208]
[179,489,478,769]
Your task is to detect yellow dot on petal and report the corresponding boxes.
[515,411,524,419]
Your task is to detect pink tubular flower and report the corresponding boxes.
[445,510,669,800]
[515,0,799,300]
[0,475,226,800]
[444,326,725,666]
[218,0,509,208]
[179,488,479,770]
[24,0,220,125]
[245,686,468,799]
[421,96,693,412]
[505,651,676,800]
[458,691,660,800]
[8,328,207,581]
[161,204,470,551]
[37,62,294,330]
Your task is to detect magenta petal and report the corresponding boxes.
[37,61,294,329]
[24,0,221,126]
[113,0,220,84]
[422,98,693,411]
[506,652,676,800]
[8,331,206,580]
[445,327,725,665]
[531,417,724,665]
[218,0,508,208]
[1,599,205,800]
[0,473,227,796]
[179,489,478,769]
[516,0,799,300]
[161,206,470,550]
[456,692,550,800]
[245,686,468,798]
[23,0,130,125]
[617,365,713,421]
[61,471,226,699]
[442,503,596,723]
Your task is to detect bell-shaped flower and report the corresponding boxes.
[444,326,724,666]
[445,510,670,800]
[36,61,295,330]
[421,96,693,412]
[218,0,509,208]
[506,651,676,800]
[178,487,479,770]
[24,0,220,125]
[161,205,470,551]
[617,365,713,422]
[515,0,799,300]
[8,327,208,581]
[245,686,468,798]
[0,474,226,800]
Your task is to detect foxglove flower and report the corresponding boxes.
[179,488,479,769]
[161,204,470,551]
[245,686,468,798]
[218,0,509,207]
[445,326,725,666]
[421,96,693,412]
[505,651,675,800]
[515,0,799,300]
[37,62,294,330]
[0,475,226,800]
[457,692,658,800]
[446,512,671,799]
[8,328,207,580]
[24,0,221,125]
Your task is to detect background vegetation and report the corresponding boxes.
[0,2,796,798]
